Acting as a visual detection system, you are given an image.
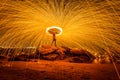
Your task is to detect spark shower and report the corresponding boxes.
[0,0,120,54]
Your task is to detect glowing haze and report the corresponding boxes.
[0,0,120,54]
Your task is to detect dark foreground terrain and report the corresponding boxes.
[0,60,120,80]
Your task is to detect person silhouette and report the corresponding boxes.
[46,26,62,46]
[51,34,56,46]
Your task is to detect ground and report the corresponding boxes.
[0,60,120,80]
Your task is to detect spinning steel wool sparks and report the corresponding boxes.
[0,0,120,55]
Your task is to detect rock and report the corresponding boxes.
[70,48,95,63]
[70,48,83,55]
[38,45,58,55]
[56,47,66,60]
[61,46,70,53]
[42,54,58,60]
[38,45,66,60]
[39,48,55,55]
[69,55,91,63]
[37,45,95,62]
[39,45,66,60]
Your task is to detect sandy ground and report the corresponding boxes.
[0,60,120,80]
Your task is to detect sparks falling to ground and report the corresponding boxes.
[0,0,120,55]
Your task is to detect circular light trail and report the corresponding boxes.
[46,26,63,36]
